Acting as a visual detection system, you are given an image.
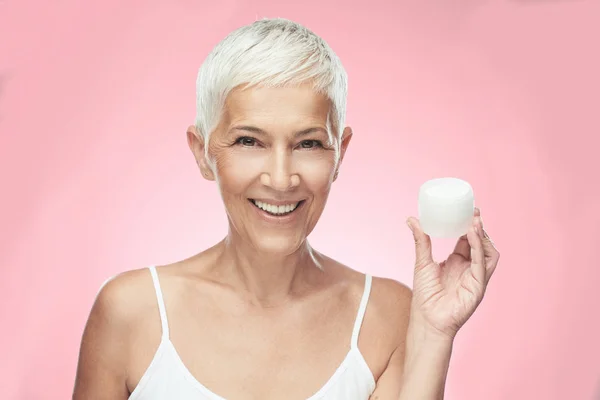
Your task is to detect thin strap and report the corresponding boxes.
[148,266,170,340]
[351,274,372,349]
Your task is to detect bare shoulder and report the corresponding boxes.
[92,267,157,323]
[370,276,413,319]
[327,258,413,382]
[368,276,413,341]
[73,267,156,399]
[322,257,413,331]
[84,266,162,349]
[362,278,414,398]
[325,257,413,345]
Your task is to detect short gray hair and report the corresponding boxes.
[194,18,348,169]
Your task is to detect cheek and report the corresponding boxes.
[213,149,263,193]
[295,153,336,191]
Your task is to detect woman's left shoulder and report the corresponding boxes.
[362,275,413,367]
[339,267,413,372]
[369,275,413,312]
[334,261,413,321]
[359,274,411,330]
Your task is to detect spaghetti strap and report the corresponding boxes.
[129,268,378,399]
[148,266,170,340]
[351,274,372,349]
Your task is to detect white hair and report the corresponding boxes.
[194,18,348,170]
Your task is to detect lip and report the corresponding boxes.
[249,198,305,206]
[248,199,305,224]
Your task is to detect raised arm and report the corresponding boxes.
[398,209,499,399]
[372,208,499,399]
[397,311,455,400]
[369,310,454,400]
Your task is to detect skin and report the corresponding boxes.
[72,84,414,399]
[397,210,500,399]
[73,83,501,400]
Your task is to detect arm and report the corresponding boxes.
[368,309,453,400]
[397,312,454,400]
[373,210,499,399]
[72,276,132,400]
[391,210,499,400]
[367,279,410,399]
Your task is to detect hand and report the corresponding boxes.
[406,208,500,340]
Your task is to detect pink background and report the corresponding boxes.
[1,0,599,399]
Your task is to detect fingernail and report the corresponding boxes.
[406,219,414,232]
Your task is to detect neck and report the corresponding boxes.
[213,232,323,307]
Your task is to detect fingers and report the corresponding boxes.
[467,219,486,284]
[408,207,500,287]
[452,235,470,260]
[477,215,500,285]
[406,217,434,268]
[452,207,480,259]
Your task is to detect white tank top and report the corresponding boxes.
[128,266,376,400]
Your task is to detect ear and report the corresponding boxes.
[186,125,215,181]
[333,126,353,182]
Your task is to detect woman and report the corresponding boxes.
[73,18,500,400]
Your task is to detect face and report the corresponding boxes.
[187,84,352,255]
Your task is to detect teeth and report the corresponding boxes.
[253,200,300,215]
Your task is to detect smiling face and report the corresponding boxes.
[188,84,352,255]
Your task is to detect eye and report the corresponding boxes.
[235,136,257,147]
[299,140,323,149]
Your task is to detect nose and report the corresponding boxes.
[260,148,300,191]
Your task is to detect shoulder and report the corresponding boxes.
[370,276,413,315]
[93,267,157,323]
[368,276,413,336]
[331,265,413,380]
[327,259,412,339]
[323,258,413,327]
[73,267,157,397]
[82,266,161,351]
[348,267,412,346]
[361,277,413,398]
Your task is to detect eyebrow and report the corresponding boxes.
[229,125,328,138]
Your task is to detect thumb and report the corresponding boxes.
[407,217,434,267]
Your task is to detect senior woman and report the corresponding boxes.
[73,18,499,400]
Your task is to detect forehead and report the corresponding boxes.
[222,84,331,127]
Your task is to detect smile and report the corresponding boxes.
[249,199,304,216]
